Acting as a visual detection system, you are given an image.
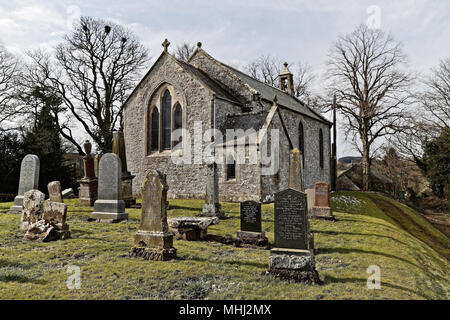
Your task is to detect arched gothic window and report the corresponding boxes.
[161,90,172,150]
[150,107,159,152]
[173,103,182,148]
[298,121,305,163]
[319,128,324,169]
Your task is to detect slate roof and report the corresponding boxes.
[218,62,332,125]
[217,111,269,144]
[176,59,241,104]
[220,111,268,133]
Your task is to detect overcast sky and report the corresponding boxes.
[1,0,449,156]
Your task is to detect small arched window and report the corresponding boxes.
[319,128,324,169]
[298,121,305,163]
[226,154,236,180]
[173,103,182,148]
[161,90,172,150]
[150,107,159,152]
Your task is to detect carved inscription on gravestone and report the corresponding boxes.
[240,201,262,233]
[274,188,308,249]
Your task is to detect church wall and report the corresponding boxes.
[189,51,253,103]
[124,54,215,198]
[216,144,261,202]
[260,103,331,200]
[278,108,332,189]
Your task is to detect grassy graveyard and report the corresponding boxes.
[0,191,448,300]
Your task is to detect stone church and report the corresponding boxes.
[123,40,332,202]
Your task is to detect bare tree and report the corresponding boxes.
[28,16,150,153]
[391,58,450,162]
[245,55,281,87]
[0,46,23,131]
[244,54,315,103]
[421,58,450,131]
[173,42,196,62]
[294,62,315,103]
[326,24,413,191]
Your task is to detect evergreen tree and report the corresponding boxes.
[21,88,76,193]
[419,128,450,199]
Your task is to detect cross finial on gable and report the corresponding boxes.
[162,39,170,52]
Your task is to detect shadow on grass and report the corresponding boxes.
[184,254,267,268]
[0,259,36,269]
[314,230,410,247]
[169,205,202,212]
[0,274,47,285]
[316,247,421,270]
[324,275,432,299]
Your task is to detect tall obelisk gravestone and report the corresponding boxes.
[112,130,136,208]
[9,155,40,214]
[78,140,98,206]
[130,170,176,261]
[201,159,225,218]
[90,153,127,222]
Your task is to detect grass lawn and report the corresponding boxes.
[0,192,448,300]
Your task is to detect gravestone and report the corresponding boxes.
[78,140,98,206]
[94,153,102,178]
[309,182,334,220]
[288,148,304,192]
[168,216,218,241]
[62,188,75,199]
[24,200,71,241]
[130,170,176,260]
[306,188,315,215]
[268,188,320,284]
[112,130,136,208]
[48,181,63,203]
[90,153,127,222]
[236,201,268,245]
[201,159,225,218]
[9,155,40,214]
[274,189,308,249]
[20,189,45,230]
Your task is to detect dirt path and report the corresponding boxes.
[371,197,450,261]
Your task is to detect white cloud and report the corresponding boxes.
[0,0,449,156]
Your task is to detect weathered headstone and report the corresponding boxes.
[288,148,304,192]
[112,130,136,208]
[9,155,40,214]
[24,200,71,241]
[62,188,75,199]
[48,181,63,203]
[168,216,218,241]
[268,188,320,284]
[306,188,315,213]
[78,140,98,206]
[94,153,102,178]
[236,201,268,245]
[309,182,334,220]
[90,153,127,222]
[20,189,45,230]
[130,170,176,260]
[201,159,225,218]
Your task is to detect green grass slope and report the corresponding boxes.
[0,192,448,300]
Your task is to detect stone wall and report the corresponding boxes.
[124,53,213,198]
[124,52,331,202]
